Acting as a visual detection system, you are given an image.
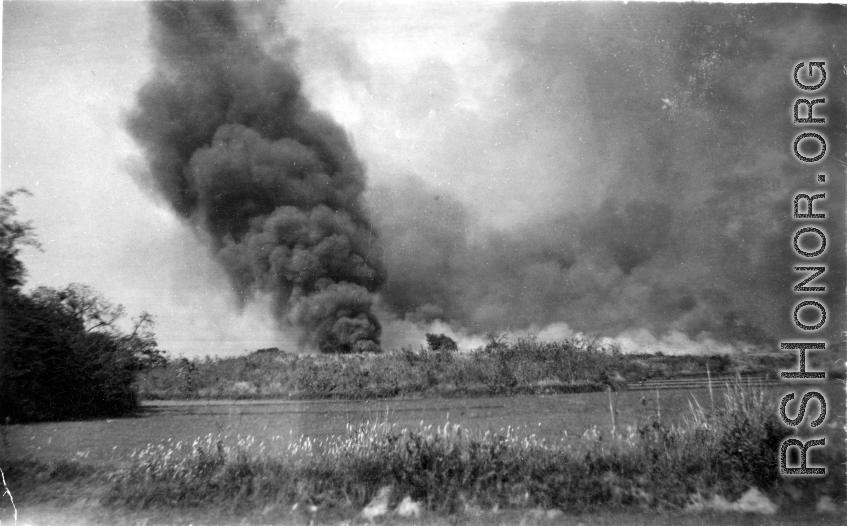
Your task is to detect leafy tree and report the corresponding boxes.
[30,284,166,370]
[31,283,126,332]
[0,189,165,422]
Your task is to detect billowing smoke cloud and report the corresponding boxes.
[128,2,384,352]
[367,4,846,350]
[128,2,844,354]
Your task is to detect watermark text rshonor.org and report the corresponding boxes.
[779,60,829,476]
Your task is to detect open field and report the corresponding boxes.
[7,380,839,464]
[2,380,843,525]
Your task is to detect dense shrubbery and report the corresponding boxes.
[136,336,753,401]
[136,338,617,400]
[426,332,457,353]
[0,190,164,422]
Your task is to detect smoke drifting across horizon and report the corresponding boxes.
[128,2,385,353]
[363,4,846,351]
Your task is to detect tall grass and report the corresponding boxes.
[4,377,841,519]
[100,377,842,517]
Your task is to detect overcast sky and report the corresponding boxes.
[3,2,845,357]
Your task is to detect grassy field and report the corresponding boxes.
[3,388,702,463]
[2,378,844,525]
[7,381,835,464]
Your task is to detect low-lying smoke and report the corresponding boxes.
[129,2,384,352]
[368,4,846,350]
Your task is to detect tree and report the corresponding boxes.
[30,284,166,370]
[0,189,40,291]
[31,283,126,333]
[124,311,169,370]
[0,189,166,422]
[3,282,162,422]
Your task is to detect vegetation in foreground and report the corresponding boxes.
[2,380,843,523]
[136,337,795,401]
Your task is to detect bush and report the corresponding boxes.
[425,333,457,353]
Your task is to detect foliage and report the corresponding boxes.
[137,338,627,400]
[686,377,792,492]
[0,189,40,291]
[6,378,842,520]
[1,283,160,422]
[31,283,126,332]
[30,283,166,370]
[0,190,165,423]
[101,380,839,516]
[135,337,769,401]
[425,333,457,353]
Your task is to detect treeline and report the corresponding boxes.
[0,189,809,419]
[136,336,766,401]
[0,190,165,423]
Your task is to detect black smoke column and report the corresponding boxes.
[128,2,384,353]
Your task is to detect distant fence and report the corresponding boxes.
[629,375,781,392]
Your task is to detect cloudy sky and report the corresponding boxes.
[3,1,845,357]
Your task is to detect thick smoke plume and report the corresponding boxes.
[129,2,384,352]
[129,3,845,354]
[366,4,846,350]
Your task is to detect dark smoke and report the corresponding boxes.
[129,2,384,353]
[372,4,846,348]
